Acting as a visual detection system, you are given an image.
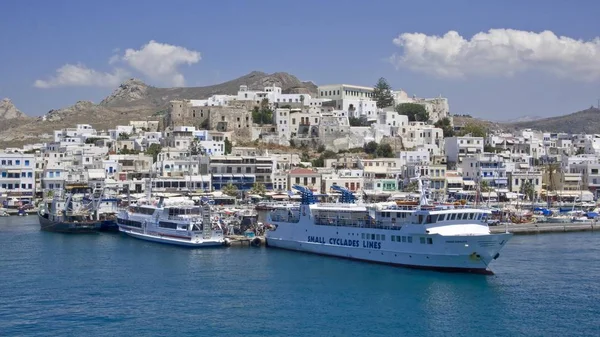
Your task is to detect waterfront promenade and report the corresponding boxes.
[490,221,599,235]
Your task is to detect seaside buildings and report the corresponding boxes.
[4,80,600,206]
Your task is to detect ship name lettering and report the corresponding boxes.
[362,241,382,249]
[328,238,360,248]
[307,236,326,244]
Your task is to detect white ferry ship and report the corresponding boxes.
[265,180,512,274]
[116,197,226,247]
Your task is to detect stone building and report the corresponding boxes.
[167,100,252,142]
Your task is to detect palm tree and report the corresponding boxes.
[479,180,492,192]
[249,183,266,196]
[544,162,560,192]
[520,181,535,201]
[222,183,238,197]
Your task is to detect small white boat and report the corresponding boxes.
[117,197,226,247]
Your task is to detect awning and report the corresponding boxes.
[481,192,498,198]
[463,180,475,186]
[467,148,477,153]
[446,177,463,184]
[7,170,21,174]
[271,194,289,200]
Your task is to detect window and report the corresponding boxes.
[427,238,433,244]
[0,160,4,165]
[420,237,426,244]
[392,236,396,242]
[381,235,385,241]
[15,160,20,165]
[361,233,365,239]
[408,236,413,243]
[402,236,407,242]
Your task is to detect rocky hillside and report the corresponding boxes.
[0,98,28,120]
[0,71,318,148]
[504,107,600,133]
[99,71,318,109]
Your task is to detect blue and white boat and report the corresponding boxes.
[265,178,512,274]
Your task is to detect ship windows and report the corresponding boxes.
[402,236,407,243]
[468,213,474,220]
[438,214,446,221]
[381,235,385,240]
[408,236,413,243]
[361,233,365,239]
[420,237,426,244]
[427,238,433,244]
[371,234,375,240]
[159,221,178,229]
[376,234,380,240]
[450,214,456,220]
[117,218,142,228]
[392,236,395,242]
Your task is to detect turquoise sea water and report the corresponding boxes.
[1,216,599,337]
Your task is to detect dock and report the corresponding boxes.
[490,222,599,235]
[226,235,266,247]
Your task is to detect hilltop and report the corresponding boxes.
[0,71,317,147]
[99,71,317,109]
[503,107,600,134]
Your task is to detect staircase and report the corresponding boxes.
[202,204,212,240]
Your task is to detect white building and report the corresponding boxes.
[0,152,36,202]
[444,136,484,163]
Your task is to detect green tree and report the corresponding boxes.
[458,123,487,137]
[364,141,378,154]
[395,103,429,122]
[317,145,326,153]
[118,132,130,140]
[404,180,419,193]
[145,144,162,163]
[544,162,561,192]
[189,138,202,155]
[250,183,267,196]
[373,77,394,108]
[224,138,232,155]
[479,180,492,192]
[376,143,394,158]
[434,117,454,137]
[520,181,535,201]
[575,147,585,155]
[301,151,311,162]
[222,183,238,197]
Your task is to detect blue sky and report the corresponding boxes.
[1,0,600,120]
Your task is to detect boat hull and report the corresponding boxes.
[38,212,98,234]
[119,228,224,248]
[266,235,510,274]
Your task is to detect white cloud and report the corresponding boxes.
[120,40,201,86]
[34,64,129,88]
[35,41,201,89]
[391,29,600,81]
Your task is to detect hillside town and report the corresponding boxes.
[1,78,597,216]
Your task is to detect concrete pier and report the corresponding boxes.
[490,222,598,235]
[226,235,265,247]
